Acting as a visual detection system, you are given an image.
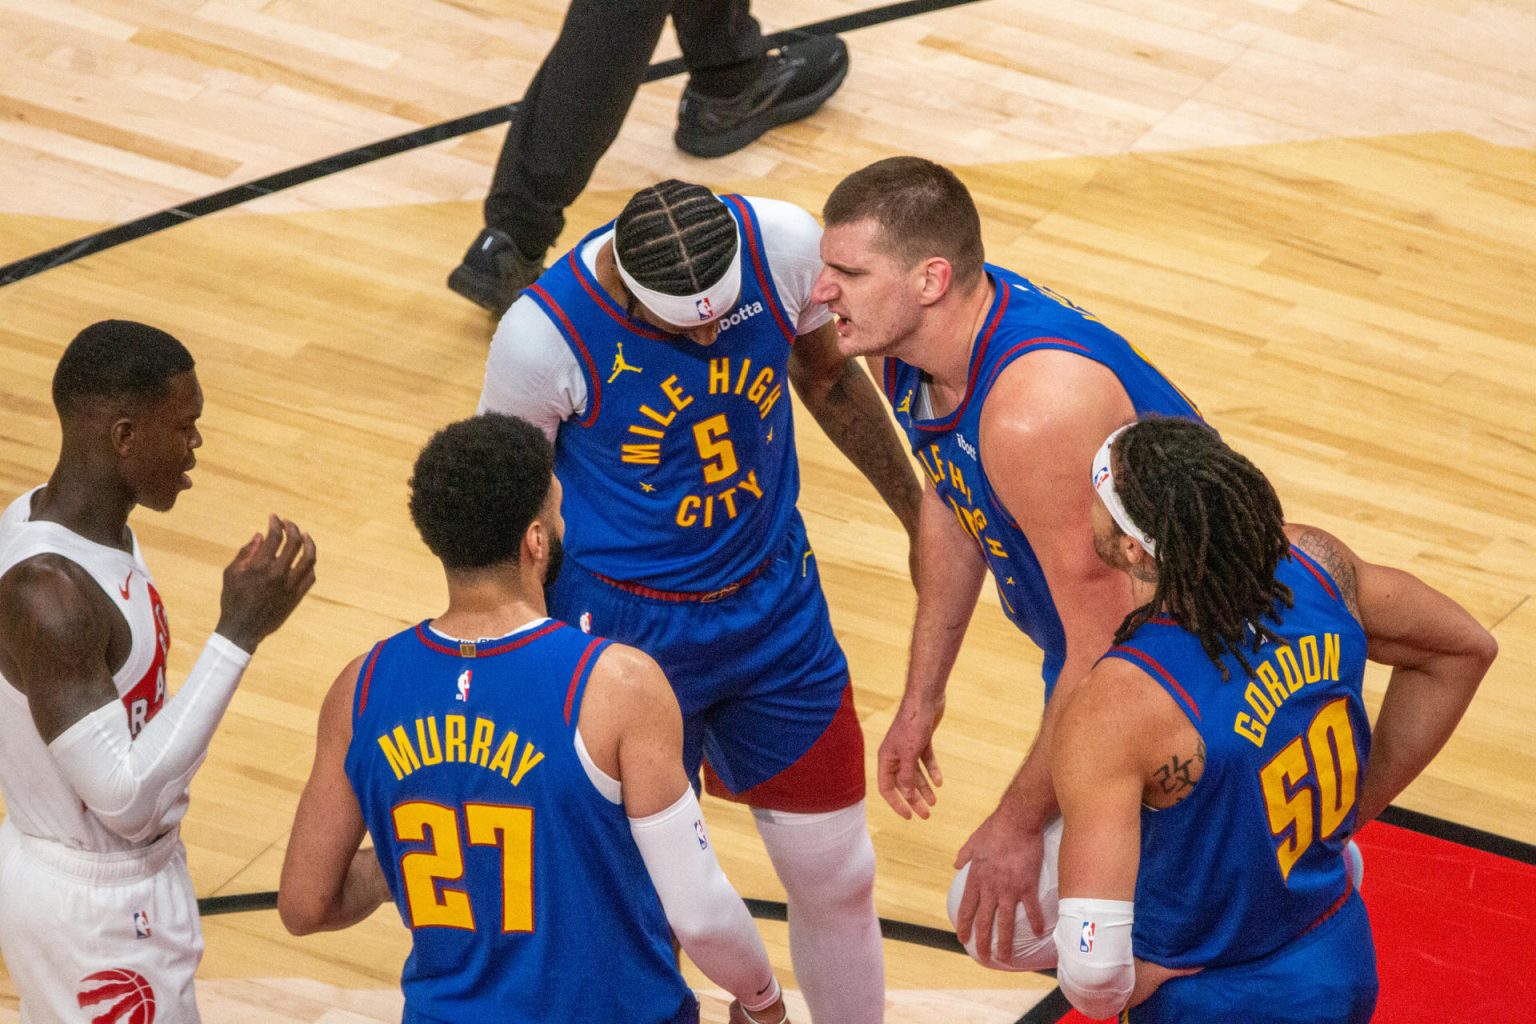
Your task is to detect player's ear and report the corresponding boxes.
[110,416,137,457]
[916,256,953,305]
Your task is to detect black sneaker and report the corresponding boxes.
[447,228,545,317]
[674,36,849,159]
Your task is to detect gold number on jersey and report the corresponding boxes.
[1257,697,1361,883]
[393,801,535,932]
[693,413,739,483]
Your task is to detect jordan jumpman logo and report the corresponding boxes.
[607,342,643,382]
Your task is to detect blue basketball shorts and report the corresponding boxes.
[1131,889,1377,1024]
[547,514,852,796]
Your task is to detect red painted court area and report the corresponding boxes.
[1055,819,1536,1022]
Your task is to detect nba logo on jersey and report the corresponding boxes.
[579,612,592,634]
[1079,920,1095,953]
[693,818,709,850]
[456,669,471,702]
[696,296,714,320]
[133,910,151,939]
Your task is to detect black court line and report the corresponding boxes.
[0,0,981,288]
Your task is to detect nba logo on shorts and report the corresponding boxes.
[133,910,152,939]
[78,968,156,1024]
[693,818,709,850]
[1079,920,1096,953]
[696,296,714,320]
[579,612,592,634]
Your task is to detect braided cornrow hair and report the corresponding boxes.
[1111,418,1294,682]
[615,179,738,297]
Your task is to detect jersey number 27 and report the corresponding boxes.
[393,801,534,932]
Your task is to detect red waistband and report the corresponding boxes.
[591,553,774,603]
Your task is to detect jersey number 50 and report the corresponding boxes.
[1257,698,1361,883]
[393,801,534,932]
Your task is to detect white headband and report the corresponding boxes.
[613,215,743,328]
[1091,424,1157,557]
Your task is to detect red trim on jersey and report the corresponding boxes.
[915,278,1009,433]
[412,620,563,658]
[527,282,602,427]
[977,336,1092,398]
[563,638,605,726]
[722,194,797,345]
[1288,544,1341,602]
[356,641,385,716]
[1107,644,1202,721]
[568,249,676,341]
[882,357,897,402]
[702,682,866,812]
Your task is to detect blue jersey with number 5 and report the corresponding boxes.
[1104,548,1370,969]
[345,619,697,1023]
[526,195,801,591]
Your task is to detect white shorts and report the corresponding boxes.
[0,819,203,1023]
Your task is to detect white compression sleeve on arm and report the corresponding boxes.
[630,788,780,1012]
[1054,897,1135,1019]
[48,633,251,843]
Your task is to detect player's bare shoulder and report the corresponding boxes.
[0,554,111,680]
[1285,524,1361,620]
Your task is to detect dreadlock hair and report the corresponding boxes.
[614,179,739,297]
[1111,417,1293,682]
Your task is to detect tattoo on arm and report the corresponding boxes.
[1292,528,1360,619]
[801,357,922,533]
[1151,738,1205,807]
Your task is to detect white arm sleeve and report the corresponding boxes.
[630,788,780,1012]
[477,295,588,443]
[48,633,250,843]
[1053,897,1135,1020]
[748,196,834,336]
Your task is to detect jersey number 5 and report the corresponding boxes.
[1258,697,1361,883]
[693,414,739,483]
[393,801,534,932]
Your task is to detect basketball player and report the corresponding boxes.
[812,156,1200,966]
[1048,417,1494,1020]
[279,414,790,1024]
[0,320,317,1021]
[475,179,923,1022]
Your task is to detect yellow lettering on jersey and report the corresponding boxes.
[639,405,676,428]
[709,358,732,394]
[416,717,444,766]
[746,368,773,403]
[1233,634,1344,748]
[673,470,765,529]
[470,717,495,767]
[627,424,665,439]
[735,358,755,394]
[738,469,763,499]
[755,383,782,420]
[488,730,519,778]
[919,445,944,485]
[379,726,421,781]
[660,374,694,411]
[986,537,1008,558]
[947,460,973,504]
[511,745,545,786]
[676,495,700,527]
[621,443,661,465]
[444,715,467,764]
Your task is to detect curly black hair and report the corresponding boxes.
[1111,417,1293,681]
[52,320,195,417]
[615,179,738,297]
[408,414,554,571]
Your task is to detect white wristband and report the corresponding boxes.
[1054,896,1135,1019]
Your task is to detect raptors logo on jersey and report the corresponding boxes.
[120,583,171,738]
[78,968,157,1024]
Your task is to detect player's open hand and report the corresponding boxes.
[953,805,1046,965]
[877,696,944,819]
[217,515,317,653]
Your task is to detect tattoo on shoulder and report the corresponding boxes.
[1292,528,1360,617]
[1151,738,1205,807]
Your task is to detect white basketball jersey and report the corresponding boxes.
[0,487,176,851]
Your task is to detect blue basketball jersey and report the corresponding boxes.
[345,619,696,1024]
[527,195,801,592]
[884,266,1200,690]
[1104,548,1371,970]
